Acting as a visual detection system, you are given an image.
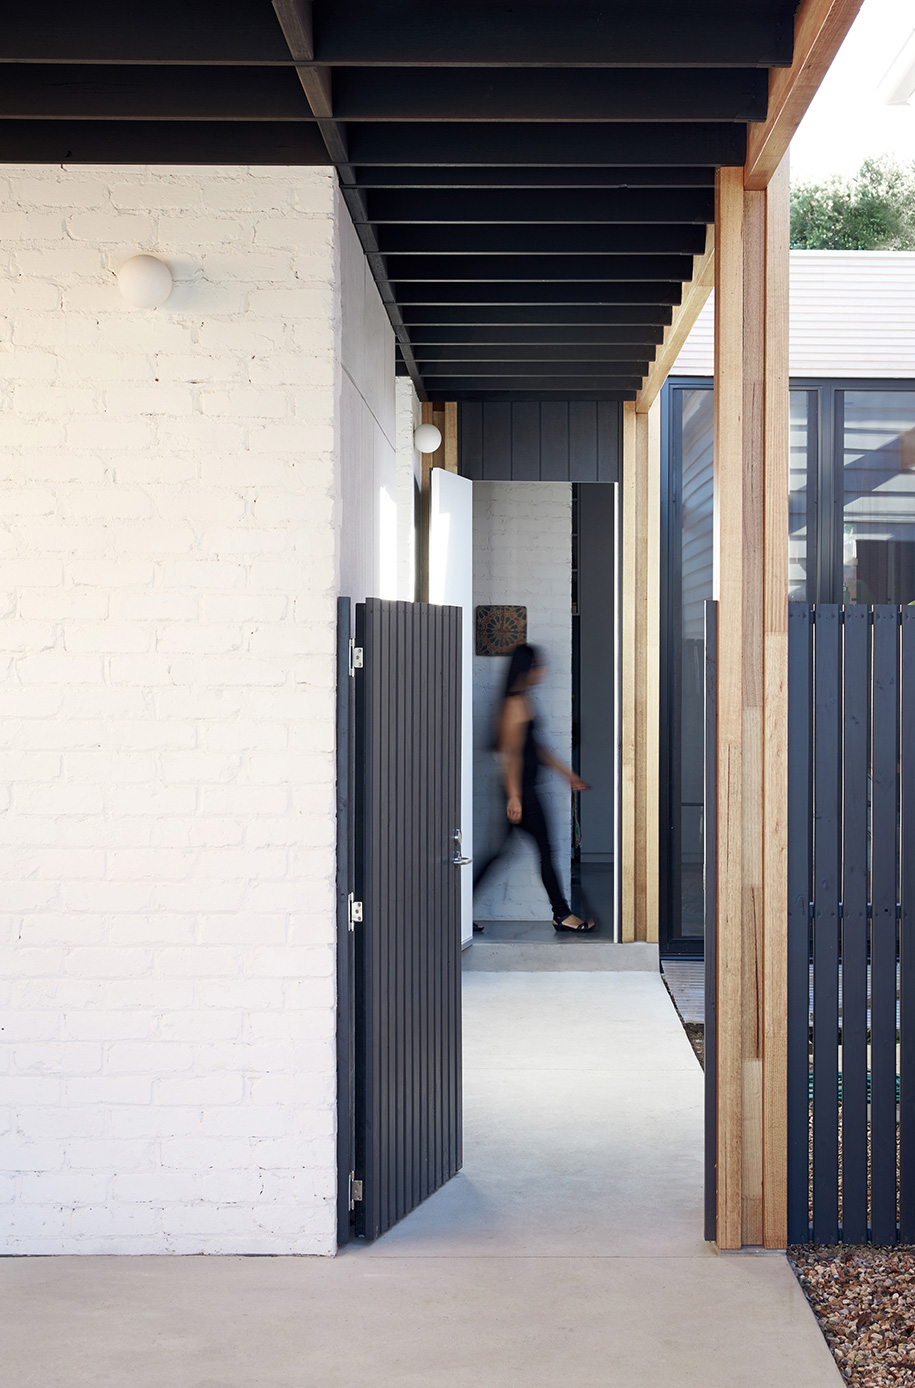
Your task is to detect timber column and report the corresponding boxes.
[713,159,789,1249]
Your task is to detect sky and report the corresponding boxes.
[790,0,915,183]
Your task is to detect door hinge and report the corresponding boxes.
[349,1173,363,1209]
[348,894,363,929]
[348,640,364,676]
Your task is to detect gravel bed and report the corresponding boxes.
[665,1005,914,1386]
[788,1246,915,1385]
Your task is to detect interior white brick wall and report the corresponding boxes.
[0,162,347,1254]
[472,483,572,921]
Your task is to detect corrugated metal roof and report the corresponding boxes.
[671,250,915,379]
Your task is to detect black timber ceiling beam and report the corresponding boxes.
[426,390,638,402]
[420,360,651,376]
[412,344,657,362]
[406,325,667,345]
[348,167,718,188]
[328,68,768,121]
[0,65,315,120]
[346,122,747,165]
[392,283,682,305]
[310,3,794,67]
[375,225,708,255]
[361,189,715,223]
[424,376,645,392]
[0,119,330,163]
[0,2,294,64]
[399,305,675,326]
[0,2,795,68]
[385,255,694,282]
[270,0,426,400]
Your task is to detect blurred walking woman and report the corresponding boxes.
[473,643,595,932]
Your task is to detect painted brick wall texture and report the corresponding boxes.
[336,187,398,606]
[472,483,572,921]
[0,163,344,1254]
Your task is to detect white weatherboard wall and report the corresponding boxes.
[472,483,572,921]
[0,162,355,1255]
[672,250,915,378]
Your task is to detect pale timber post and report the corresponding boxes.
[713,158,790,1249]
[620,397,661,944]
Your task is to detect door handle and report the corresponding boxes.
[452,830,472,867]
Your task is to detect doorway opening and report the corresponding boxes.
[468,479,619,942]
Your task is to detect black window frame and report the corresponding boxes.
[660,375,915,958]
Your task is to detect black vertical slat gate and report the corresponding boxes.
[353,598,463,1242]
[787,604,913,1245]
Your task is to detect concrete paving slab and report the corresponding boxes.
[2,1253,841,1388]
[0,969,841,1388]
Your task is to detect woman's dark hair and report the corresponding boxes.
[501,642,543,700]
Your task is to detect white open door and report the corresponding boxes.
[429,469,474,948]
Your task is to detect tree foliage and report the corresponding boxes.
[790,157,915,251]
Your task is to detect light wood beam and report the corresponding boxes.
[762,158,790,1250]
[635,225,714,415]
[744,0,863,190]
[713,157,790,1250]
[714,165,746,1251]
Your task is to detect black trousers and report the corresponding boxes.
[473,787,571,921]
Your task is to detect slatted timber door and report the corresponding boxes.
[787,605,915,1245]
[353,598,463,1241]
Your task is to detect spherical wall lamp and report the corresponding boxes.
[116,254,173,309]
[414,422,442,454]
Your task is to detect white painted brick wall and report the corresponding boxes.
[0,163,343,1254]
[472,483,572,921]
[394,378,422,603]
[336,188,398,606]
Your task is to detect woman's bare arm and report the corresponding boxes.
[538,742,589,791]
[497,698,527,823]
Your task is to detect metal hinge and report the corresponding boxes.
[348,894,363,929]
[348,640,364,676]
[349,1173,363,1209]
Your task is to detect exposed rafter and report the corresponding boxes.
[0,0,854,401]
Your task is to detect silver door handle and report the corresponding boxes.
[452,831,472,867]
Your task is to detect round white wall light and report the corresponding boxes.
[117,254,173,308]
[414,422,443,454]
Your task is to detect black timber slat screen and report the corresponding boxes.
[459,401,620,482]
[787,605,915,1245]
[354,598,463,1241]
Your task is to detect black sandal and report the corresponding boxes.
[553,914,596,932]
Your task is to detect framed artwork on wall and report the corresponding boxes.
[475,605,527,656]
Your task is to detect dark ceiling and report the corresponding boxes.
[0,1,801,402]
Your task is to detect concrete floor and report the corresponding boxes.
[2,969,841,1388]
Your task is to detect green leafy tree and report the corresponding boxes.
[790,157,915,250]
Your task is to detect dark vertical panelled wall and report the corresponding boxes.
[786,605,915,1244]
[353,599,463,1242]
[459,401,621,482]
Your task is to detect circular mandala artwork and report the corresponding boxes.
[475,605,527,656]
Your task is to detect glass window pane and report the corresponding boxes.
[678,387,715,938]
[843,390,915,604]
[789,391,811,602]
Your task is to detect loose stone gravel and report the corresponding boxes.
[666,1004,915,1386]
[788,1246,915,1385]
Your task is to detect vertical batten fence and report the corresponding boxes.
[786,604,913,1245]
